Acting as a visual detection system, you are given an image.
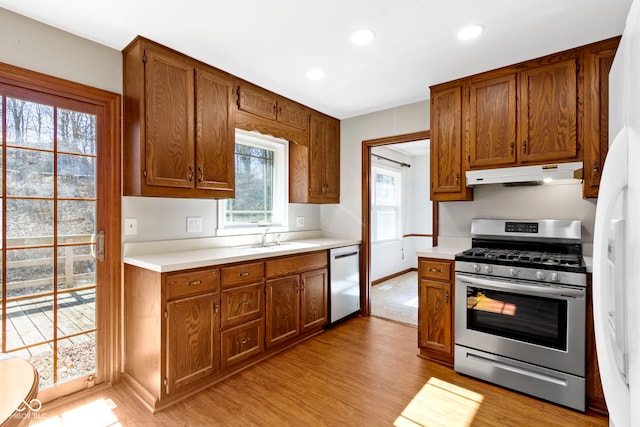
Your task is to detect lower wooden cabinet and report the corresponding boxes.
[417,257,455,366]
[166,291,220,394]
[265,252,328,349]
[123,250,329,412]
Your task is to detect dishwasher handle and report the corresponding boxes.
[333,251,359,260]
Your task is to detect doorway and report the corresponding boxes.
[360,131,437,321]
[0,65,121,402]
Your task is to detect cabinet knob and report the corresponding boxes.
[445,291,449,303]
[187,280,202,286]
[510,141,515,155]
[454,173,459,185]
[188,166,194,181]
[593,161,599,179]
[214,304,219,314]
[238,300,251,306]
[198,166,204,182]
[522,140,527,153]
[239,272,251,277]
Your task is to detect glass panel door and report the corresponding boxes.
[1,95,99,391]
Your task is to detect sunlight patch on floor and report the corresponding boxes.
[394,377,483,427]
[403,296,419,308]
[31,398,120,427]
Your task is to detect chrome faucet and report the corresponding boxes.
[261,228,270,246]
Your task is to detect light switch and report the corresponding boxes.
[187,216,203,233]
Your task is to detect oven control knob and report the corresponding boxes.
[551,272,560,282]
[473,264,481,273]
[535,271,546,280]
[483,265,493,274]
[509,268,518,277]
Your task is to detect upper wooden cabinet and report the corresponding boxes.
[468,73,517,168]
[430,81,473,201]
[237,83,309,132]
[123,36,235,198]
[518,55,580,164]
[290,112,340,204]
[430,37,620,201]
[583,37,620,198]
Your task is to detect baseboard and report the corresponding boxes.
[371,268,417,286]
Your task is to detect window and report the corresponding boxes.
[218,130,287,231]
[371,165,402,242]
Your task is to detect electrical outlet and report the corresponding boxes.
[187,216,203,233]
[124,218,138,235]
[296,216,305,227]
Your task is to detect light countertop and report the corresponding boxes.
[415,237,470,261]
[123,238,360,273]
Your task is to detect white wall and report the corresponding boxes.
[0,8,121,93]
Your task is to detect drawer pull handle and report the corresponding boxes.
[427,268,443,273]
[239,272,251,277]
[187,280,202,286]
[239,338,251,345]
[238,300,251,306]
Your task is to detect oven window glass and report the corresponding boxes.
[465,286,568,350]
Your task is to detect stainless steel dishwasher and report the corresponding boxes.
[329,245,361,324]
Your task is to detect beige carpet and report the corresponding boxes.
[370,271,418,326]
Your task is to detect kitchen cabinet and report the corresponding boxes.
[431,38,618,201]
[430,81,473,201]
[417,257,454,366]
[122,36,235,198]
[583,37,620,198]
[518,55,581,164]
[220,262,265,369]
[265,251,328,348]
[123,265,221,409]
[237,82,309,131]
[467,73,517,168]
[290,112,341,203]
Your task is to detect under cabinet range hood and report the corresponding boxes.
[465,162,584,186]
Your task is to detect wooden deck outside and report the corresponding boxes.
[4,288,96,357]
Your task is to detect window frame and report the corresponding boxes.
[217,129,288,235]
[371,163,404,243]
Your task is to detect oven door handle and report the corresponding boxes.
[456,274,585,298]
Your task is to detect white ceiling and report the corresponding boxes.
[0,0,632,119]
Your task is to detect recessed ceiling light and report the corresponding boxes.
[351,29,375,45]
[306,69,324,81]
[457,24,484,41]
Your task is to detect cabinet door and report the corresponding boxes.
[418,279,452,355]
[237,84,277,120]
[265,275,300,348]
[584,39,618,198]
[518,57,579,164]
[195,68,235,194]
[277,98,309,131]
[430,83,472,201]
[468,73,517,168]
[309,113,340,203]
[144,46,195,188]
[300,268,328,333]
[165,292,219,394]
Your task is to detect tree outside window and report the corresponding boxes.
[219,130,287,230]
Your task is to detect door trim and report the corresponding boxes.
[361,131,436,317]
[0,62,122,397]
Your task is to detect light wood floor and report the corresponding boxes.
[33,317,607,427]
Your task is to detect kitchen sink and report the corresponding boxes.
[237,241,320,252]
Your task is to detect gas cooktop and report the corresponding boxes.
[455,247,586,273]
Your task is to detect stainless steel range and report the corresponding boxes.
[454,219,587,411]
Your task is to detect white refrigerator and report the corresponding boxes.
[593,0,640,426]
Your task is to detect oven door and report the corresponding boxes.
[455,273,585,376]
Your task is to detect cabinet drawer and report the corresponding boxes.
[419,259,452,281]
[221,318,264,369]
[266,251,327,278]
[221,262,264,288]
[166,269,219,300]
[221,282,264,329]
